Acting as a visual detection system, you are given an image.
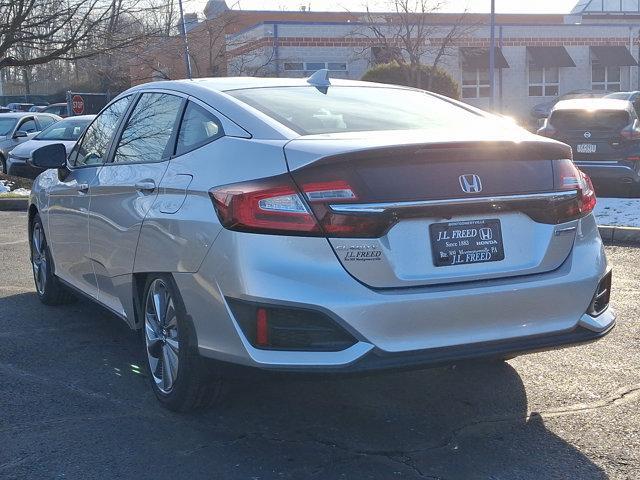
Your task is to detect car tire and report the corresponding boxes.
[30,213,76,305]
[141,274,224,412]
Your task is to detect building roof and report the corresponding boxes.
[571,0,640,14]
[190,9,566,37]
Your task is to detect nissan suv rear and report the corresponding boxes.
[538,98,640,196]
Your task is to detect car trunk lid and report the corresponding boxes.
[285,131,580,288]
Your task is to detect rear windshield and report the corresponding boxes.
[550,109,630,131]
[227,86,484,135]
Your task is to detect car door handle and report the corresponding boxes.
[76,183,89,193]
[135,181,156,192]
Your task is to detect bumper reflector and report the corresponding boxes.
[227,298,356,351]
[588,270,612,317]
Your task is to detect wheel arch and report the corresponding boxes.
[130,272,199,350]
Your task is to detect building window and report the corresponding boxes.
[528,66,559,97]
[283,61,348,73]
[592,63,621,91]
[461,68,489,98]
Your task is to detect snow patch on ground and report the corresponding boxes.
[0,180,30,196]
[594,197,640,227]
[8,188,31,196]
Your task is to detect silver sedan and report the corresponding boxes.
[27,74,615,411]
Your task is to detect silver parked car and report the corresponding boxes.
[7,115,94,179]
[27,74,615,411]
[0,112,61,173]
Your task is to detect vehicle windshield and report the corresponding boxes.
[0,118,17,136]
[35,119,89,140]
[227,86,484,135]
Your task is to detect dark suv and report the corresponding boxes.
[538,98,640,195]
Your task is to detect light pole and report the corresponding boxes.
[177,0,193,80]
[489,0,496,110]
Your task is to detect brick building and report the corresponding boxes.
[138,0,640,121]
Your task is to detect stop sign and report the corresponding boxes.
[71,95,85,115]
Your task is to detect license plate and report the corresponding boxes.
[429,219,505,267]
[576,143,597,153]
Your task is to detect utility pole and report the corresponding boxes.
[178,0,193,80]
[489,0,496,110]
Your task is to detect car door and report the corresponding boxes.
[46,96,133,297]
[87,91,184,315]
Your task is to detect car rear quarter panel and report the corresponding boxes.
[133,136,290,275]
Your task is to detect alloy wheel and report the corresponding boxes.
[31,222,48,295]
[144,279,180,394]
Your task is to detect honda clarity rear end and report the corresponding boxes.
[28,75,615,411]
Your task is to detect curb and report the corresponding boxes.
[0,197,28,211]
[598,225,640,246]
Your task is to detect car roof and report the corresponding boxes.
[131,76,414,93]
[605,91,640,98]
[0,112,42,118]
[45,103,68,107]
[552,98,632,112]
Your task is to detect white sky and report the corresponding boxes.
[185,0,580,14]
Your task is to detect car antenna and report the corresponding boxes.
[307,69,331,93]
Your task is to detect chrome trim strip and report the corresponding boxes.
[575,163,632,169]
[329,191,578,214]
[555,226,577,236]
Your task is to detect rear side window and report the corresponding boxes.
[19,119,37,133]
[112,93,183,164]
[227,86,483,135]
[550,109,630,131]
[72,96,131,167]
[176,102,223,155]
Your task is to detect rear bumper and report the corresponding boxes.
[175,214,614,371]
[575,161,640,186]
[262,311,615,374]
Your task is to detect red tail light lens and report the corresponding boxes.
[579,170,597,214]
[553,159,596,218]
[620,123,640,140]
[210,174,322,235]
[210,175,390,237]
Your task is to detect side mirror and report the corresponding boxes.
[13,130,28,138]
[30,143,68,169]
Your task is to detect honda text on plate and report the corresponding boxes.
[27,72,615,411]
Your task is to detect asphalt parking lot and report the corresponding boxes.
[0,210,639,480]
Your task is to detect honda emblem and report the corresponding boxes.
[459,174,483,194]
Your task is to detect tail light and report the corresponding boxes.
[210,174,321,235]
[210,174,391,237]
[537,119,558,138]
[620,121,640,141]
[553,159,597,218]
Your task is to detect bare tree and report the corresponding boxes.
[354,0,476,88]
[0,0,153,70]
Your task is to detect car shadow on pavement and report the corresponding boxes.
[0,292,608,480]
